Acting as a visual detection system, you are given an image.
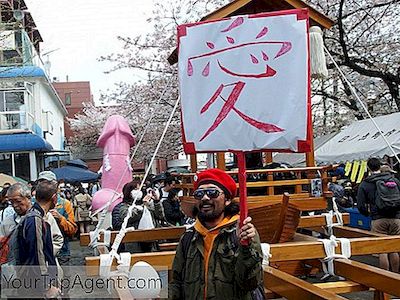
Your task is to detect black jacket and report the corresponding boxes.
[162,199,184,226]
[357,172,400,220]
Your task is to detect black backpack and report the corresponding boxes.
[181,229,266,300]
[0,209,44,265]
[375,177,400,211]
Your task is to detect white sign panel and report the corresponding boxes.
[178,9,311,154]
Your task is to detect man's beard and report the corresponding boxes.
[192,202,224,222]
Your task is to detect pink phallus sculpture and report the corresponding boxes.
[91,115,135,213]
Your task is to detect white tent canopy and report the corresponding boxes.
[316,112,400,164]
[273,133,337,166]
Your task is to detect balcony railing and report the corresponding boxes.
[0,110,34,131]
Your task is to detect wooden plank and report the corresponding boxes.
[80,226,186,246]
[270,236,400,262]
[333,226,386,238]
[265,281,368,299]
[177,166,329,177]
[298,214,350,228]
[85,236,400,275]
[249,179,312,187]
[335,259,400,297]
[313,281,369,294]
[292,233,319,242]
[264,266,346,299]
[86,251,176,276]
[159,242,179,251]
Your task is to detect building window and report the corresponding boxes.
[0,153,12,177]
[0,89,27,130]
[65,93,71,106]
[14,153,30,181]
[0,152,31,182]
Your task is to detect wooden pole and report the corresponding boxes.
[306,125,316,167]
[216,152,225,170]
[264,152,273,164]
[190,154,197,172]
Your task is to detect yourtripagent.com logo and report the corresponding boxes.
[1,264,168,298]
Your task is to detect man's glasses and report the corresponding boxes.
[193,189,223,200]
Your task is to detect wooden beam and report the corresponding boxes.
[265,281,369,298]
[270,236,400,262]
[85,236,400,275]
[190,154,197,172]
[298,214,350,228]
[313,281,369,294]
[179,178,313,188]
[264,266,347,299]
[332,226,386,238]
[159,242,179,251]
[264,152,273,164]
[86,251,176,276]
[335,259,400,297]
[216,152,226,170]
[80,226,186,246]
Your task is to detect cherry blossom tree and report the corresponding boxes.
[70,0,399,159]
[309,0,400,135]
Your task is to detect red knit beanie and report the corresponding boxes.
[193,168,237,198]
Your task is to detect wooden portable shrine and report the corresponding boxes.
[82,1,400,299]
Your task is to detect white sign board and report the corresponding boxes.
[178,9,311,154]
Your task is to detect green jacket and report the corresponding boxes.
[169,219,263,300]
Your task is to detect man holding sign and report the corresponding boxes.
[169,168,263,300]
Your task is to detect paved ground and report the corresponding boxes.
[69,239,383,299]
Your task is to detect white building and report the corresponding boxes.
[0,0,67,181]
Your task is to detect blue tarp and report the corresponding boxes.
[0,133,53,152]
[51,165,99,183]
[66,159,88,168]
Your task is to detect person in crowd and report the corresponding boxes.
[112,180,164,252]
[357,157,400,272]
[0,186,9,211]
[328,181,354,212]
[73,186,92,234]
[162,189,185,226]
[2,182,63,256]
[37,171,77,298]
[64,188,73,201]
[381,164,397,176]
[14,180,61,299]
[92,180,101,196]
[159,176,177,202]
[169,168,263,299]
[27,180,35,189]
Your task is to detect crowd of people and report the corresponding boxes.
[0,171,77,299]
[0,159,399,299]
[109,173,192,253]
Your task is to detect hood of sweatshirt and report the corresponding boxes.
[365,172,395,183]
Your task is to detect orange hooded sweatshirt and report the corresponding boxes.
[194,214,239,298]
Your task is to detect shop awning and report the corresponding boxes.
[0,133,53,152]
[0,66,46,78]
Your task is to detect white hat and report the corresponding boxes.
[38,171,57,181]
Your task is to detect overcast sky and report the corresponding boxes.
[25,0,155,102]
